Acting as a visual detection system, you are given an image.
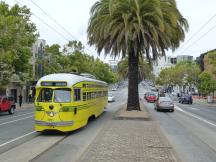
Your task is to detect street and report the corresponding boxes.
[0,85,216,162]
[0,88,127,162]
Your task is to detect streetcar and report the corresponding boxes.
[34,73,108,132]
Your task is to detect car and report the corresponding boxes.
[146,93,157,102]
[111,87,117,91]
[108,93,115,102]
[0,96,16,115]
[178,94,193,104]
[171,92,177,96]
[144,92,150,100]
[155,97,174,112]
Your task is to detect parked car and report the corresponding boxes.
[178,94,193,104]
[108,93,115,102]
[0,96,16,114]
[155,97,174,112]
[146,93,157,102]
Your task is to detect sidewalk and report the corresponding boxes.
[78,100,178,162]
[193,98,216,107]
[15,103,34,110]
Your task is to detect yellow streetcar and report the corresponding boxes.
[34,73,108,132]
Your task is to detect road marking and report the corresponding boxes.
[175,106,216,127]
[0,115,34,126]
[0,131,36,148]
[0,112,34,121]
[190,107,200,110]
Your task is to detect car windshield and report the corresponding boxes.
[149,93,156,96]
[37,88,71,103]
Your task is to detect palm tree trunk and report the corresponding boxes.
[127,48,140,111]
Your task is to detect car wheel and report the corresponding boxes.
[170,109,174,112]
[8,106,15,115]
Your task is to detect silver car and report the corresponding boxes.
[155,97,174,112]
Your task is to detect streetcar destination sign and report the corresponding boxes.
[41,82,67,86]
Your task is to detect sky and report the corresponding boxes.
[5,0,216,61]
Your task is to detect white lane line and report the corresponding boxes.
[175,106,216,127]
[0,131,36,148]
[190,107,200,110]
[0,115,34,126]
[0,112,34,121]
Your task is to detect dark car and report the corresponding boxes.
[178,94,193,104]
[0,96,16,114]
[155,97,174,112]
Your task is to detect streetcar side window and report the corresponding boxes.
[74,89,81,101]
[83,92,87,101]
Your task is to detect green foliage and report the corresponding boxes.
[156,61,201,86]
[88,0,188,110]
[198,71,216,95]
[41,40,118,84]
[118,56,153,81]
[0,2,37,84]
[205,50,216,75]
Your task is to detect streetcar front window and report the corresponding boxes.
[54,89,71,103]
[37,88,53,102]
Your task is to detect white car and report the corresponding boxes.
[108,93,115,102]
[111,87,117,91]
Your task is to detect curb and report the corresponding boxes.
[113,99,151,121]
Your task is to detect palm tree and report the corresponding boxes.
[88,0,188,111]
[118,56,152,81]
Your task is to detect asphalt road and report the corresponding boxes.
[0,83,216,162]
[141,82,216,162]
[0,88,127,162]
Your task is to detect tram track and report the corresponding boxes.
[0,131,68,162]
[29,133,68,162]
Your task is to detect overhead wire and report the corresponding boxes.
[179,13,216,50]
[29,0,96,54]
[176,12,216,55]
[14,0,70,42]
[180,22,216,54]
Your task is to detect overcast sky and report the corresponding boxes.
[5,0,216,61]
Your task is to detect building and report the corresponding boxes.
[109,60,118,72]
[31,39,46,79]
[197,49,216,72]
[176,55,193,63]
[153,56,175,77]
[0,39,46,103]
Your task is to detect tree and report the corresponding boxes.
[198,71,216,96]
[0,2,37,84]
[118,56,152,81]
[156,61,201,93]
[88,0,188,110]
[205,51,216,78]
